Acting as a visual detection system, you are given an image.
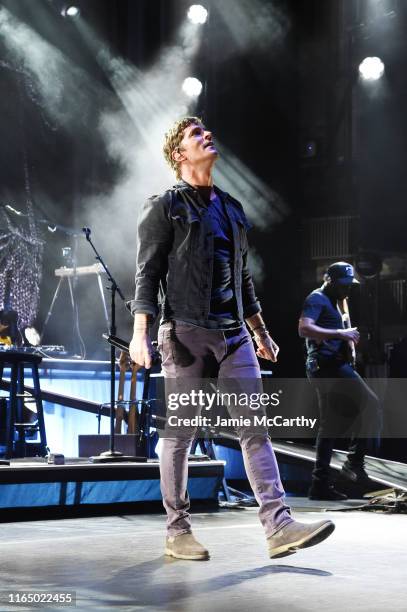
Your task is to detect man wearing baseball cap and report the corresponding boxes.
[298,262,382,501]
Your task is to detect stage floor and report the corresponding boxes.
[0,500,405,612]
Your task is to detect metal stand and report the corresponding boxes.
[40,233,83,357]
[41,268,109,353]
[82,228,145,463]
[41,274,75,339]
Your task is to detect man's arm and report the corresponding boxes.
[130,313,153,369]
[241,245,261,320]
[240,237,279,363]
[298,317,360,344]
[129,195,173,368]
[128,194,173,318]
[246,312,280,363]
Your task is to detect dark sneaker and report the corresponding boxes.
[165,533,209,560]
[308,483,348,501]
[341,461,372,484]
[268,520,335,559]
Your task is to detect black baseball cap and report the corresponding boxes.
[326,262,360,285]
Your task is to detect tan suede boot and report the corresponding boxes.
[268,520,335,559]
[165,533,210,560]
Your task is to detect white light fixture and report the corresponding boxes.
[61,5,80,18]
[24,327,41,347]
[358,57,385,81]
[187,5,208,25]
[182,77,203,98]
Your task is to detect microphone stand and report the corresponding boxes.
[82,227,145,463]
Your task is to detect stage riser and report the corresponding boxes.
[217,437,407,494]
[0,460,224,510]
[0,477,219,509]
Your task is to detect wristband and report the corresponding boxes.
[251,323,267,333]
[254,329,270,339]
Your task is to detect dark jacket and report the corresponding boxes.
[128,180,261,325]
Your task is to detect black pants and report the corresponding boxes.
[307,360,382,484]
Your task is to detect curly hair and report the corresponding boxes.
[163,116,203,180]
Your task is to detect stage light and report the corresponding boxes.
[182,77,203,98]
[187,5,208,25]
[358,57,385,81]
[61,5,80,18]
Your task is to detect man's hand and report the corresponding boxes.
[118,350,141,372]
[129,331,154,369]
[255,333,280,363]
[338,327,360,344]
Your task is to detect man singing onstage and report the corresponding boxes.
[128,117,334,560]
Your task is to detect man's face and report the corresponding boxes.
[175,122,218,169]
[332,282,351,300]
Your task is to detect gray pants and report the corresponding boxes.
[157,321,293,538]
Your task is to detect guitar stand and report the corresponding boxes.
[112,347,159,459]
[115,353,138,435]
[137,364,159,458]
